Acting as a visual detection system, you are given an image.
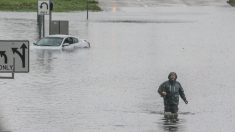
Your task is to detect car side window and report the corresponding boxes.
[64,37,73,44]
[64,38,69,44]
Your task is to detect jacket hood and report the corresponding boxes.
[168,72,177,80]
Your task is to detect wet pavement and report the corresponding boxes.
[0,0,235,132]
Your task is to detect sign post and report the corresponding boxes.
[38,0,50,37]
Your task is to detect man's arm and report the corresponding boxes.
[158,83,166,97]
[178,83,188,104]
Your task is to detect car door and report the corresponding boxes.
[62,37,75,49]
[72,37,80,48]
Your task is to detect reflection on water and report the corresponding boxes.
[34,50,58,73]
[149,110,195,132]
[158,117,185,132]
[162,119,181,132]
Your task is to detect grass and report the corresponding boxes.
[227,0,235,6]
[0,0,101,12]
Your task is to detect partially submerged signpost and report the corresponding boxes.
[37,0,70,36]
[38,0,53,38]
[0,40,29,79]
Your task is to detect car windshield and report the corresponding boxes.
[36,37,63,46]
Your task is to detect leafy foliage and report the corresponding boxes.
[0,0,101,12]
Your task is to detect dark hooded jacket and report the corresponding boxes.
[158,80,187,106]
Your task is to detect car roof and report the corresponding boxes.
[46,34,78,39]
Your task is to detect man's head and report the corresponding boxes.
[168,72,177,82]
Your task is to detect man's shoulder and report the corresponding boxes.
[175,81,182,85]
[161,80,169,85]
[175,81,180,83]
[159,81,169,89]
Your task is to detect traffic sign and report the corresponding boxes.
[38,0,50,15]
[0,40,29,73]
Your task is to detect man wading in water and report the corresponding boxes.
[158,72,188,117]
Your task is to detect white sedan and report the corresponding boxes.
[33,35,90,49]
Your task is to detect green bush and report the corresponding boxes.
[227,0,235,6]
[0,0,101,12]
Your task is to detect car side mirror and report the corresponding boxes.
[33,42,37,45]
[63,43,69,47]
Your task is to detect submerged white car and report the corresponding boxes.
[33,35,90,49]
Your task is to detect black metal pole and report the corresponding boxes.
[49,0,52,35]
[43,15,45,37]
[87,0,89,20]
[37,0,41,39]
[12,58,15,79]
[38,15,42,39]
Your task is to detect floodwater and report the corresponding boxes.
[0,0,235,132]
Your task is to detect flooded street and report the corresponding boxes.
[1,0,235,132]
